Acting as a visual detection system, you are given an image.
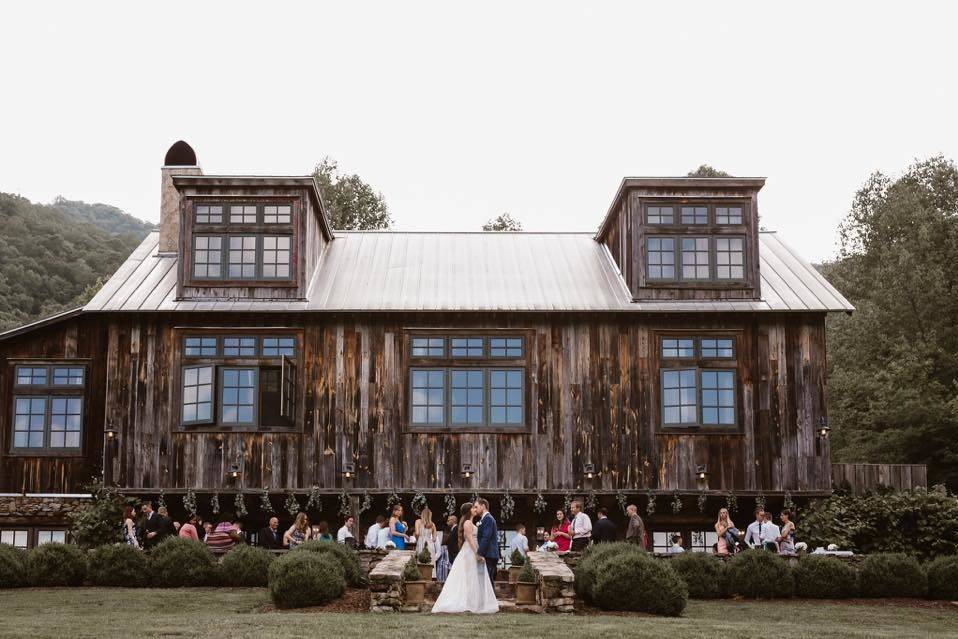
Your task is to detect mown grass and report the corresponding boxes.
[0,588,955,639]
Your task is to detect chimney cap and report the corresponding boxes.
[164,140,197,166]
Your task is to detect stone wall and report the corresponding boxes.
[527,551,575,613]
[0,495,90,525]
[369,550,415,612]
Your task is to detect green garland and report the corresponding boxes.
[210,492,220,516]
[157,490,166,510]
[411,490,428,515]
[671,491,683,515]
[338,490,351,516]
[646,490,656,516]
[358,490,372,516]
[386,492,401,509]
[697,491,707,513]
[500,491,515,521]
[585,490,598,512]
[307,486,323,512]
[755,493,767,513]
[784,491,796,512]
[260,489,275,514]
[562,491,573,513]
[284,492,301,517]
[616,491,628,514]
[234,492,248,518]
[533,493,548,514]
[725,490,738,514]
[444,492,457,517]
[182,488,198,517]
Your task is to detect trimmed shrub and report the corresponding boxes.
[87,543,147,587]
[417,546,432,564]
[25,543,87,586]
[268,551,345,608]
[670,552,725,599]
[793,555,858,598]
[859,553,926,598]
[510,547,524,566]
[516,556,536,583]
[0,544,27,588]
[593,553,688,616]
[218,544,274,587]
[147,537,217,587]
[574,542,646,602]
[402,556,422,581]
[292,540,365,586]
[723,550,793,599]
[926,556,958,600]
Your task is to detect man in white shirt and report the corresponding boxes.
[761,511,781,552]
[365,515,385,549]
[376,521,392,549]
[744,509,765,548]
[668,534,686,554]
[337,516,355,544]
[569,500,592,552]
[509,524,529,561]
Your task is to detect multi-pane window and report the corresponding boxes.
[644,202,748,226]
[228,236,257,278]
[230,205,257,224]
[652,530,719,553]
[647,237,676,279]
[681,206,708,225]
[659,336,738,428]
[263,205,292,224]
[0,530,28,549]
[195,205,223,224]
[36,530,67,545]
[715,237,745,280]
[261,236,291,278]
[11,363,86,452]
[408,334,526,429]
[193,236,223,278]
[179,335,297,429]
[680,238,710,279]
[715,206,743,225]
[646,206,674,224]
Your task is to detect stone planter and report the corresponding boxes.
[418,563,433,581]
[515,581,537,604]
[508,566,521,583]
[405,580,426,604]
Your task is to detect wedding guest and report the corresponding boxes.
[508,524,529,559]
[777,509,796,554]
[121,506,140,549]
[284,512,312,549]
[140,502,168,550]
[233,519,248,545]
[365,515,386,549]
[178,514,200,541]
[668,534,685,554]
[762,510,780,552]
[157,506,179,537]
[202,521,214,539]
[714,508,739,555]
[388,504,411,550]
[569,500,592,551]
[205,514,242,553]
[376,517,393,549]
[442,514,460,565]
[195,519,208,541]
[744,508,766,549]
[625,504,647,549]
[549,509,572,552]
[592,508,617,544]
[316,521,333,542]
[415,507,439,565]
[258,516,283,550]
[337,516,356,544]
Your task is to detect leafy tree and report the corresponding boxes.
[482,213,522,231]
[821,156,958,488]
[68,480,139,549]
[687,165,731,178]
[311,158,392,230]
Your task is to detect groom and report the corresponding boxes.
[474,498,500,585]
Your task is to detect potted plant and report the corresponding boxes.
[417,547,433,581]
[403,558,426,605]
[508,548,524,583]
[515,556,538,605]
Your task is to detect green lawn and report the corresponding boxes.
[0,589,955,639]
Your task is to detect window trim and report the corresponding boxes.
[218,366,259,427]
[644,235,748,284]
[8,361,87,456]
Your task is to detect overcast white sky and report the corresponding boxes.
[1,1,956,261]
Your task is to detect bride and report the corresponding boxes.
[431,502,499,614]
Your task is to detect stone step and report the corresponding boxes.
[425,580,516,599]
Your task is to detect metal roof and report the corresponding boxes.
[81,230,852,314]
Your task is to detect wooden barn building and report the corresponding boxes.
[0,142,852,552]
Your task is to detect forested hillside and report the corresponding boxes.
[0,193,152,331]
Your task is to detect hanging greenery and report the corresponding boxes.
[260,489,275,514]
[671,491,683,515]
[338,490,352,516]
[562,491,573,513]
[307,486,323,512]
[358,491,372,517]
[234,492,248,518]
[585,490,598,512]
[755,493,767,512]
[444,492,458,517]
[411,490,428,515]
[210,492,220,516]
[386,492,401,509]
[616,491,628,515]
[182,488,198,517]
[784,491,795,512]
[697,491,708,513]
[157,490,166,510]
[533,493,548,514]
[500,491,515,521]
[470,491,480,505]
[284,492,301,517]
[726,490,738,514]
[646,490,656,517]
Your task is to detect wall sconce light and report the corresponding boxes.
[461,463,474,479]
[695,464,709,490]
[341,462,355,479]
[818,417,831,439]
[583,463,597,480]
[105,427,118,441]
[227,463,241,480]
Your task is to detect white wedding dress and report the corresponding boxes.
[431,524,499,614]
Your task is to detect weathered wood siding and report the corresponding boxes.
[97,311,830,495]
[831,463,928,495]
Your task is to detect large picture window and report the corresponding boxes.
[178,334,297,430]
[658,336,738,428]
[407,334,527,430]
[10,363,86,452]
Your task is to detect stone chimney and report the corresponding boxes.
[159,140,203,254]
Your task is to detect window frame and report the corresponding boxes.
[8,361,87,456]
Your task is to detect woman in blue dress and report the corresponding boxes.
[388,504,411,549]
[121,505,141,549]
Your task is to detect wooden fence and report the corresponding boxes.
[831,463,928,495]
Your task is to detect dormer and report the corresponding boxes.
[596,177,765,301]
[157,142,333,301]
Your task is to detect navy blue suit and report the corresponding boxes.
[476,511,500,584]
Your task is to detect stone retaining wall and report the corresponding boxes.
[559,549,866,569]
[369,550,415,612]
[527,550,575,613]
[0,495,90,525]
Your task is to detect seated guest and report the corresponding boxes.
[549,509,572,552]
[316,521,333,542]
[284,512,312,549]
[233,519,248,545]
[668,534,685,554]
[715,508,740,554]
[178,514,200,541]
[592,508,618,544]
[508,524,530,559]
[337,516,356,545]
[777,509,796,554]
[761,510,780,552]
[744,508,766,549]
[365,515,386,549]
[258,516,284,550]
[205,514,242,554]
